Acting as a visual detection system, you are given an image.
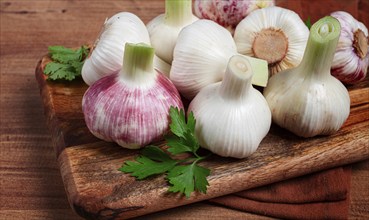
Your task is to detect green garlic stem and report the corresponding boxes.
[165,0,193,26]
[121,43,154,80]
[219,55,253,101]
[299,16,341,78]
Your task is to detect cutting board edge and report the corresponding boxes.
[35,60,66,157]
[56,132,369,219]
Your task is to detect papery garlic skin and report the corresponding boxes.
[194,0,275,34]
[264,16,350,138]
[82,12,170,86]
[147,0,198,64]
[82,12,151,85]
[170,19,237,100]
[264,69,350,137]
[234,6,309,76]
[188,55,271,158]
[82,43,183,149]
[331,11,368,84]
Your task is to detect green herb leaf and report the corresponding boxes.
[166,130,199,155]
[119,107,211,198]
[167,163,210,198]
[43,45,89,81]
[166,107,199,155]
[141,145,173,161]
[44,62,77,81]
[305,17,312,30]
[186,111,196,133]
[169,106,187,138]
[119,154,177,180]
[165,134,193,155]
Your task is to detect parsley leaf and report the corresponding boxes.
[141,145,174,161]
[43,45,89,81]
[166,129,199,155]
[119,107,211,198]
[186,111,196,133]
[168,107,187,138]
[167,163,210,198]
[305,17,312,30]
[118,146,177,180]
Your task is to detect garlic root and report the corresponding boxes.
[234,6,309,76]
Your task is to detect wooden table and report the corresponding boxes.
[1,0,368,219]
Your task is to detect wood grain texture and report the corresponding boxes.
[349,161,369,219]
[1,0,369,219]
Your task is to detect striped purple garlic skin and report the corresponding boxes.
[193,0,275,34]
[82,72,183,149]
[331,11,368,84]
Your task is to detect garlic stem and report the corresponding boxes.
[120,43,155,82]
[165,0,193,26]
[299,16,341,78]
[219,55,252,101]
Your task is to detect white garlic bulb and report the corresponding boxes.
[82,12,170,86]
[147,0,198,64]
[188,55,271,158]
[170,19,236,100]
[82,12,150,85]
[263,16,350,138]
[82,43,183,149]
[234,6,309,76]
[170,19,268,100]
[331,11,368,84]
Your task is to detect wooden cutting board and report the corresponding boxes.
[35,57,369,219]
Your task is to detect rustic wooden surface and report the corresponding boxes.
[1,0,369,219]
[35,55,369,219]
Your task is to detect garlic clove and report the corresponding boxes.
[170,19,269,100]
[234,6,309,76]
[263,16,350,138]
[82,43,183,149]
[188,55,271,158]
[330,11,369,84]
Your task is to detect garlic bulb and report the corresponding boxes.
[82,12,170,86]
[263,16,350,138]
[82,43,183,149]
[170,19,268,100]
[188,55,271,158]
[331,11,368,84]
[147,0,198,64]
[194,0,275,34]
[234,6,309,76]
[170,19,235,99]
